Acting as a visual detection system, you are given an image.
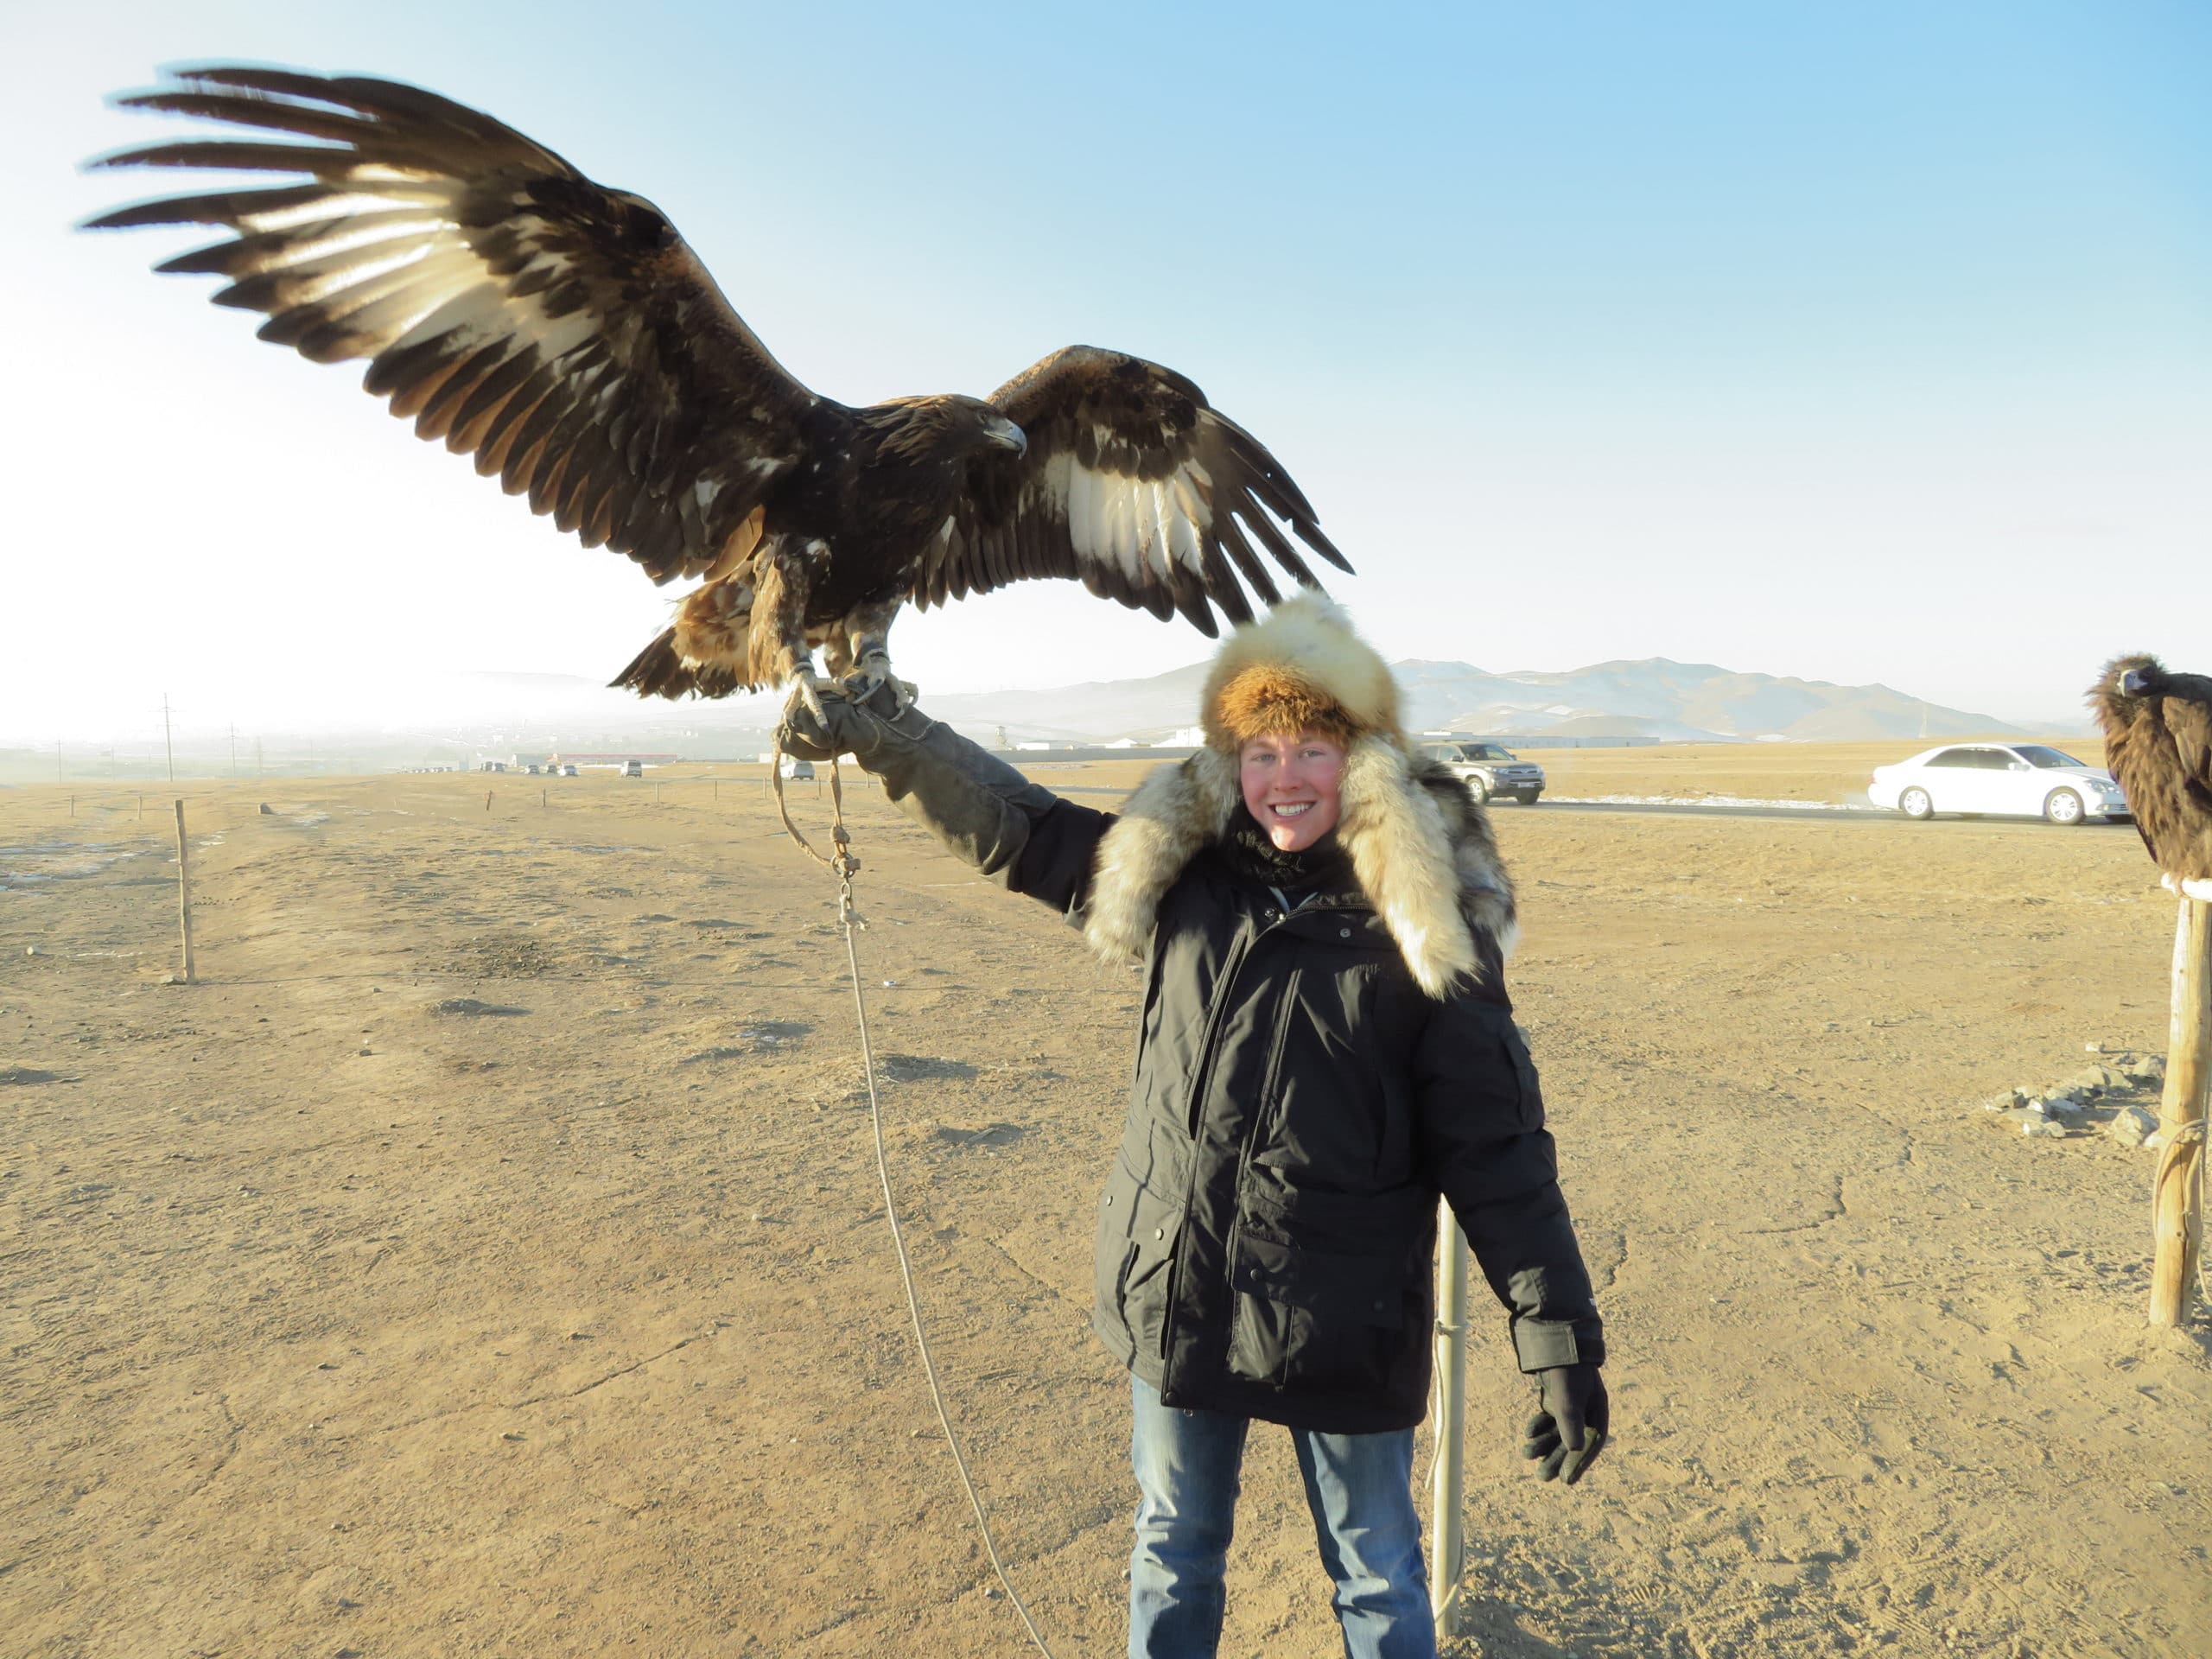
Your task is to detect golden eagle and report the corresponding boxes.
[85,67,1351,711]
[2090,654,2212,895]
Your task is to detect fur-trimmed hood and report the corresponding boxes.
[1085,597,1516,996]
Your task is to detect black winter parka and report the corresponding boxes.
[985,760,1605,1435]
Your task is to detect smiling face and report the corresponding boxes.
[1238,730,1347,852]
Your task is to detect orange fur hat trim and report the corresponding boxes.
[1199,594,1403,752]
[1212,664,1361,747]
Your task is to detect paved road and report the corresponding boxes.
[1040,784,2135,834]
[1537,800,2139,833]
[1535,799,1888,823]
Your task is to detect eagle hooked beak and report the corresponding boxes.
[989,417,1027,457]
[2120,669,2153,696]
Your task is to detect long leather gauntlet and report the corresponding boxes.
[778,692,1059,878]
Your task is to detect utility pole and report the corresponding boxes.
[55,741,62,785]
[162,693,176,783]
[229,723,238,775]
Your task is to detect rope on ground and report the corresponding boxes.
[772,727,1061,1659]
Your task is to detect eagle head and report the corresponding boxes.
[959,397,1027,457]
[874,395,1027,465]
[2089,652,2165,733]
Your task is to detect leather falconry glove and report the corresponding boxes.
[776,683,1059,880]
[1522,1363,1608,1485]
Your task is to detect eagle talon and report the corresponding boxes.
[786,670,848,727]
[843,652,918,714]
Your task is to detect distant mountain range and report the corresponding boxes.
[921,658,2024,745]
[18,658,2031,783]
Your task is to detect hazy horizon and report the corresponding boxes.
[1,649,2088,764]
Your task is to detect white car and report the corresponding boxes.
[1868,743,2129,826]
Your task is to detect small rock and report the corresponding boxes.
[2145,1128,2174,1154]
[258,803,276,815]
[431,997,527,1018]
[1979,1090,2022,1113]
[2043,1094,2087,1117]
[2107,1106,2159,1147]
[2021,1117,2066,1139]
[2125,1055,2166,1084]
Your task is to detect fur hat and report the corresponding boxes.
[1084,593,1516,998]
[1200,594,1404,752]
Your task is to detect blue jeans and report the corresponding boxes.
[1127,1376,1434,1659]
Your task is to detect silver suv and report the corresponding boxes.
[1419,738,1545,805]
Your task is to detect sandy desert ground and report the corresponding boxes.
[3,747,2207,1658]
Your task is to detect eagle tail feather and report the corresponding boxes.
[610,628,694,698]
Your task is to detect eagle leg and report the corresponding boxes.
[838,603,918,713]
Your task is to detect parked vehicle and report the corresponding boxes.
[559,764,578,777]
[778,756,815,781]
[622,760,644,778]
[1417,737,1545,804]
[1867,743,2129,825]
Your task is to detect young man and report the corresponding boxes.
[781,595,1605,1659]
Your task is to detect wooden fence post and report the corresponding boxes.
[172,798,196,983]
[2150,896,2211,1325]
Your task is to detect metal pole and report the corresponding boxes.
[1430,1205,1470,1639]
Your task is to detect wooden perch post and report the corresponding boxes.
[2150,895,2211,1326]
[172,798,196,984]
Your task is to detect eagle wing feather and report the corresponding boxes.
[920,346,1351,634]
[85,66,830,585]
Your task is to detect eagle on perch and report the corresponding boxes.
[2089,654,2212,898]
[84,67,1351,714]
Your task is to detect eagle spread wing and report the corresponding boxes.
[915,346,1352,637]
[84,66,824,584]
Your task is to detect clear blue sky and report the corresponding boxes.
[5,0,2207,742]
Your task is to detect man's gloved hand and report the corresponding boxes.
[1522,1363,1607,1484]
[777,680,905,767]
